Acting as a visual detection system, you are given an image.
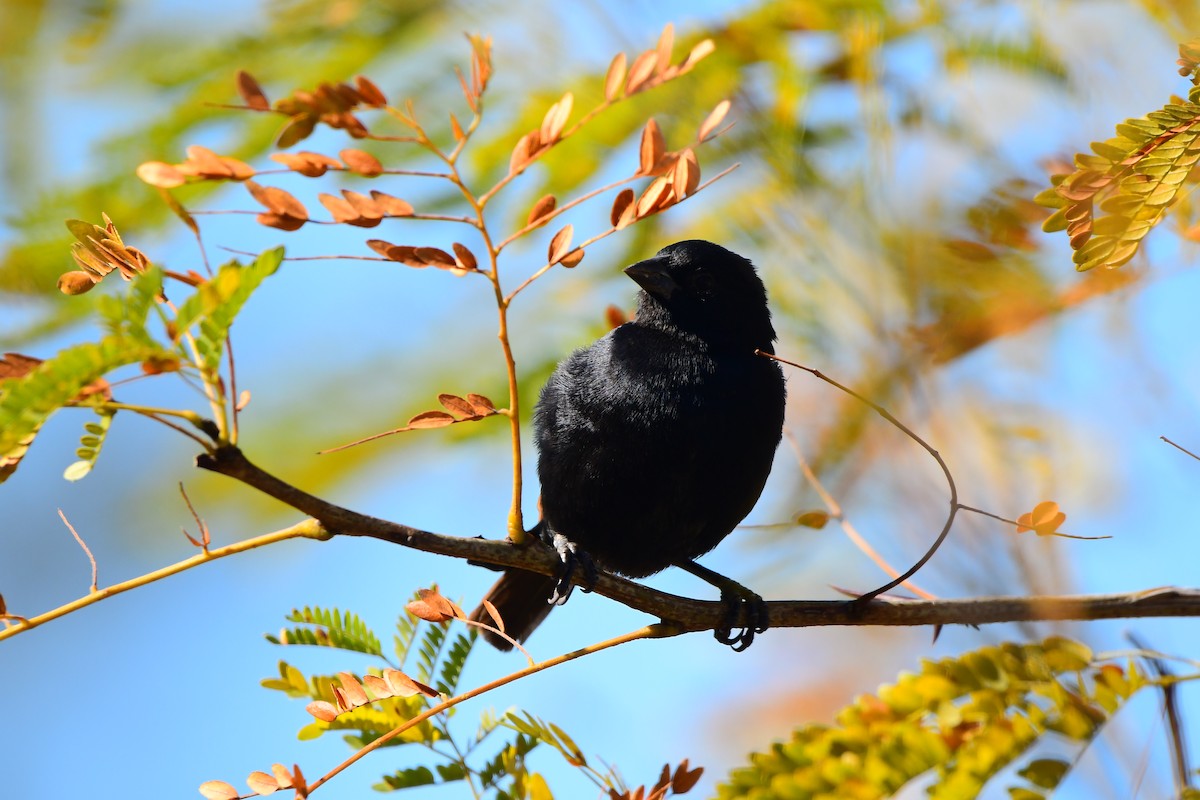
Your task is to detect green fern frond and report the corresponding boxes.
[415,621,449,687]
[0,335,165,456]
[478,733,539,790]
[96,265,164,349]
[504,711,587,768]
[374,766,437,791]
[436,630,476,696]
[266,606,383,656]
[172,247,283,369]
[716,637,1148,800]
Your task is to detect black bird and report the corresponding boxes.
[470,240,786,650]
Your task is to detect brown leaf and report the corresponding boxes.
[560,248,585,268]
[465,393,496,414]
[270,151,341,177]
[626,50,657,94]
[354,75,388,106]
[340,148,384,177]
[198,780,240,800]
[306,700,338,722]
[527,194,557,228]
[547,224,574,265]
[672,760,703,793]
[636,177,672,218]
[383,668,423,697]
[276,114,317,148]
[366,239,418,264]
[610,188,635,227]
[438,393,477,418]
[451,243,478,270]
[652,765,672,796]
[407,587,461,622]
[246,771,280,795]
[415,247,457,268]
[237,70,270,109]
[654,23,675,75]
[341,190,384,220]
[698,99,731,142]
[481,599,504,632]
[0,353,41,379]
[362,674,391,698]
[270,763,294,789]
[370,191,414,217]
[57,271,97,295]
[408,410,456,428]
[673,148,700,197]
[319,192,359,224]
[185,145,232,178]
[540,91,574,144]
[604,52,627,102]
[246,181,308,219]
[256,212,306,231]
[337,672,369,708]
[638,119,665,176]
[509,131,540,175]
[681,39,716,72]
[136,161,186,188]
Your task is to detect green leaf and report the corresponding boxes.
[0,335,164,457]
[436,630,476,696]
[173,248,284,369]
[265,606,382,656]
[64,408,115,482]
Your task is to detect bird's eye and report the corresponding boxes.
[691,271,719,298]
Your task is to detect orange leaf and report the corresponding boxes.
[383,668,423,697]
[626,49,657,94]
[481,599,505,632]
[354,74,387,106]
[672,148,700,197]
[465,393,496,414]
[415,246,456,268]
[270,764,294,789]
[237,70,270,109]
[246,181,308,219]
[136,161,186,188]
[341,189,384,220]
[438,393,477,418]
[370,191,414,217]
[306,700,338,722]
[540,91,574,143]
[795,510,830,529]
[276,114,317,148]
[604,52,627,102]
[451,242,478,270]
[698,99,731,142]
[362,674,391,698]
[199,780,240,800]
[256,212,306,231]
[340,148,383,177]
[527,194,557,227]
[548,224,574,265]
[337,672,369,707]
[319,192,359,224]
[636,176,672,218]
[638,119,665,176]
[605,304,629,329]
[654,23,675,75]
[247,771,280,795]
[610,188,635,227]
[681,39,716,72]
[449,112,465,142]
[560,248,585,268]
[1015,501,1067,536]
[408,410,456,428]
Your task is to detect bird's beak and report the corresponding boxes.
[624,258,679,302]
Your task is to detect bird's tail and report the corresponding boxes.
[468,568,557,651]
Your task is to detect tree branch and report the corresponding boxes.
[194,445,1200,637]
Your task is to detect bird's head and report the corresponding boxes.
[624,240,776,351]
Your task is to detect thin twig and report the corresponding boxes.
[57,509,98,593]
[1128,631,1192,794]
[0,520,327,643]
[1162,435,1200,461]
[784,432,936,599]
[757,351,957,603]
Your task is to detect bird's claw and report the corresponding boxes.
[548,532,598,606]
[713,592,769,652]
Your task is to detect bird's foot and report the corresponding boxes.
[714,590,769,652]
[676,559,768,652]
[548,532,599,606]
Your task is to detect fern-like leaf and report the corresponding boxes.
[478,733,539,790]
[436,630,476,696]
[415,621,449,687]
[716,637,1148,800]
[96,265,164,349]
[0,335,163,456]
[266,606,382,656]
[1036,98,1200,271]
[173,247,283,369]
